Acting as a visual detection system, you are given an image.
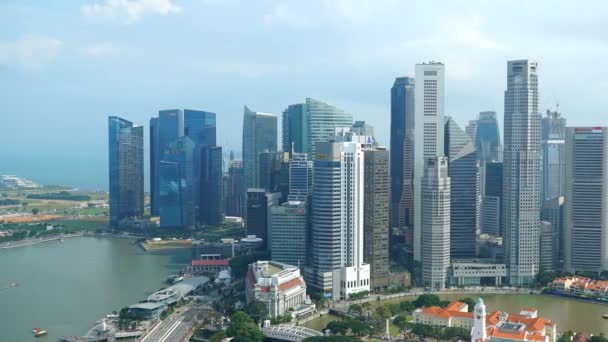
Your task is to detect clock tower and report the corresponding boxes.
[471,297,487,342]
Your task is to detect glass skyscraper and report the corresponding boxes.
[225,160,246,217]
[159,136,196,228]
[282,98,353,155]
[242,106,277,189]
[288,152,313,202]
[444,117,479,259]
[200,146,224,225]
[542,109,566,202]
[108,116,144,227]
[270,201,309,267]
[475,111,502,163]
[390,77,415,229]
[151,109,184,218]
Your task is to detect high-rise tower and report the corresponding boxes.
[108,116,144,227]
[390,77,415,229]
[542,109,566,202]
[243,106,277,189]
[413,62,445,261]
[502,60,542,285]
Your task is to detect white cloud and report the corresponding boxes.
[0,34,63,68]
[81,0,181,23]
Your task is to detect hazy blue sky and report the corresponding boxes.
[1,0,607,190]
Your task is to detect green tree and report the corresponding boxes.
[413,294,440,308]
[374,305,392,320]
[557,331,574,342]
[327,321,349,335]
[31,208,39,215]
[411,323,436,338]
[209,331,227,342]
[246,299,269,322]
[438,300,451,308]
[388,303,402,316]
[393,314,410,330]
[590,335,608,342]
[229,255,256,278]
[399,301,415,313]
[226,311,263,342]
[348,304,362,317]
[303,337,360,342]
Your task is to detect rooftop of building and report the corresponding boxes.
[192,259,230,267]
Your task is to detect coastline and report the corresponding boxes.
[0,233,84,250]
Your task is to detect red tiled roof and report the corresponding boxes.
[446,301,468,311]
[192,259,230,266]
[277,278,301,291]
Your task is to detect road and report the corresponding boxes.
[140,305,205,342]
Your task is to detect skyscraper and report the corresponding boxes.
[310,129,370,299]
[200,146,224,225]
[541,196,563,270]
[539,221,555,272]
[482,162,503,236]
[282,98,353,155]
[150,117,159,216]
[184,109,218,224]
[475,111,502,163]
[390,76,415,229]
[258,151,289,202]
[270,201,309,267]
[564,127,608,273]
[502,60,542,285]
[225,160,246,217]
[413,62,445,261]
[246,189,280,250]
[243,106,277,189]
[444,117,479,259]
[542,109,566,202]
[363,148,390,291]
[159,136,196,228]
[288,152,313,202]
[465,119,478,142]
[108,116,144,227]
[151,109,184,218]
[421,157,450,289]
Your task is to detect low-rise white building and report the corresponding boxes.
[245,261,313,319]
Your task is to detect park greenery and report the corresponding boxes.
[226,311,264,342]
[26,191,91,201]
[348,290,370,300]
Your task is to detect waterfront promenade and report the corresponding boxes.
[0,232,84,250]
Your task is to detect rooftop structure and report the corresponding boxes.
[245,261,313,319]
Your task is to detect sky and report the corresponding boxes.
[1,0,607,190]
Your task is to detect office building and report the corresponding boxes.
[413,62,445,261]
[541,196,564,270]
[482,162,503,236]
[502,60,542,285]
[465,119,478,142]
[352,120,375,137]
[282,98,352,155]
[564,127,608,273]
[108,116,144,227]
[288,152,313,202]
[363,148,390,291]
[159,136,196,228]
[246,189,280,250]
[225,160,246,217]
[421,157,451,289]
[542,110,566,202]
[243,106,277,189]
[390,76,415,229]
[270,201,309,266]
[200,146,224,225]
[475,111,502,163]
[310,129,370,298]
[539,221,555,272]
[444,117,480,259]
[184,110,217,223]
[151,109,184,216]
[259,151,289,203]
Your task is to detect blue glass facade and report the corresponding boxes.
[390,77,415,228]
[475,111,502,163]
[150,117,159,215]
[243,106,278,189]
[108,116,144,227]
[159,136,195,228]
[200,146,224,225]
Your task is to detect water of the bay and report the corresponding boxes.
[0,237,190,341]
[305,294,608,335]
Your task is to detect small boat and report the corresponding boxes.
[34,330,48,337]
[8,282,17,288]
[602,314,608,319]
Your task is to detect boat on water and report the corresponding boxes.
[32,328,48,337]
[602,314,608,319]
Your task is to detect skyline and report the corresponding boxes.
[1,0,608,189]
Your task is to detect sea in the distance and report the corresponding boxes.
[0,237,190,341]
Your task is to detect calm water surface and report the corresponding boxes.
[0,237,189,341]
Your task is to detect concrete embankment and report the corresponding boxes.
[0,233,84,250]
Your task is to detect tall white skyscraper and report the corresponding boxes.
[413,62,445,261]
[310,128,371,299]
[421,157,451,289]
[564,127,608,273]
[502,60,542,285]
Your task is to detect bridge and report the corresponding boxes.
[262,324,323,342]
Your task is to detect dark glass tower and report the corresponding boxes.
[200,146,224,225]
[225,160,246,217]
[444,117,479,259]
[243,106,278,189]
[159,136,195,228]
[390,77,415,229]
[150,117,159,215]
[475,111,502,163]
[108,116,144,227]
[482,161,503,236]
[246,189,280,250]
